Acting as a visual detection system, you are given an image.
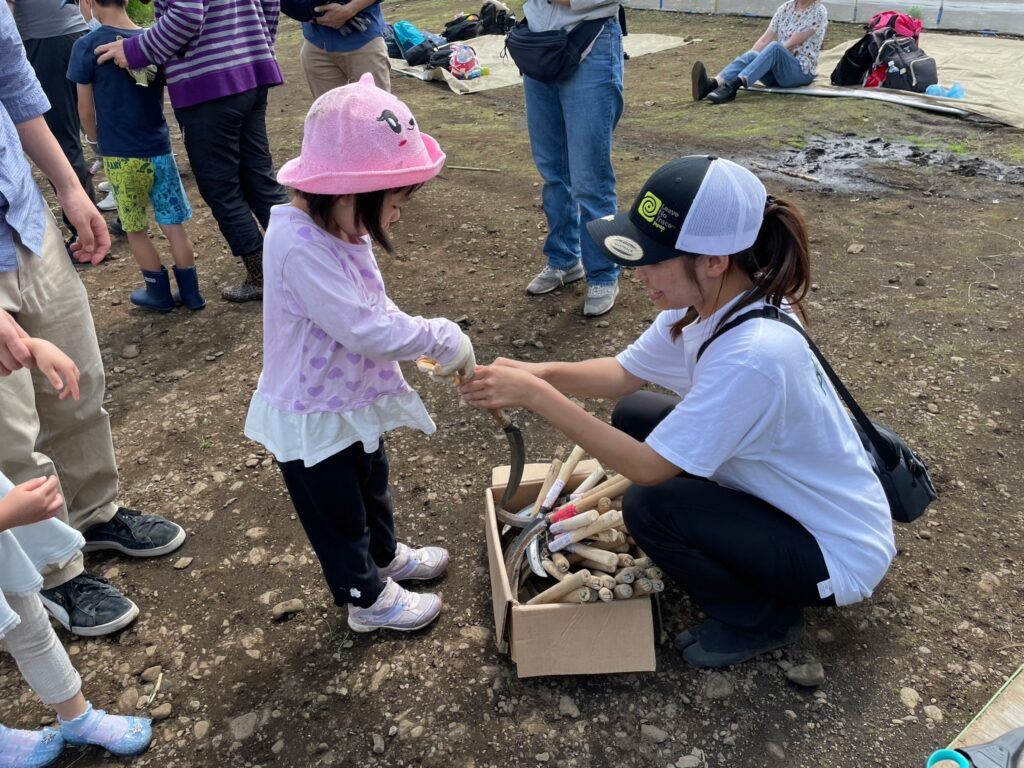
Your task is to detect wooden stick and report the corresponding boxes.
[530,458,562,518]
[613,584,633,600]
[650,579,665,593]
[614,568,636,585]
[597,496,612,513]
[574,557,617,574]
[550,552,570,574]
[549,509,599,535]
[569,466,605,499]
[550,475,631,522]
[598,587,613,603]
[634,578,655,595]
[526,570,591,605]
[632,557,652,571]
[548,510,623,552]
[644,567,664,581]
[446,164,502,173]
[596,574,616,590]
[541,445,587,510]
[590,529,626,545]
[555,587,595,604]
[541,559,566,581]
[565,543,618,570]
[616,553,635,568]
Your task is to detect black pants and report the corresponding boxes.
[277,442,397,608]
[614,391,836,629]
[24,33,95,233]
[174,86,286,257]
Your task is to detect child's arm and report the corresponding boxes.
[76,83,97,145]
[0,308,32,375]
[22,338,81,401]
[98,0,205,70]
[0,476,64,533]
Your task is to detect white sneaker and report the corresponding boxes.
[96,189,118,212]
[97,180,112,193]
[347,578,441,633]
[379,542,449,582]
[526,262,585,295]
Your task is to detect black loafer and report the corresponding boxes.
[707,78,741,105]
[691,61,717,101]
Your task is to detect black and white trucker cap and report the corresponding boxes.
[587,155,768,267]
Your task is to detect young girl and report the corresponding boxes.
[1,337,151,768]
[244,75,475,633]
[461,155,896,668]
[691,0,828,104]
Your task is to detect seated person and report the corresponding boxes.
[692,0,827,104]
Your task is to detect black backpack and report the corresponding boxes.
[479,0,515,35]
[442,13,481,42]
[831,27,893,86]
[876,36,938,92]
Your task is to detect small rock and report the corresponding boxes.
[914,277,927,286]
[703,672,734,700]
[121,345,140,359]
[372,733,385,754]
[847,243,865,254]
[900,687,920,711]
[370,663,391,693]
[173,557,193,570]
[535,754,550,763]
[258,590,280,606]
[926,402,940,414]
[786,661,825,688]
[766,742,786,760]
[271,739,285,754]
[557,695,580,719]
[102,566,121,581]
[141,665,162,683]
[924,705,943,722]
[118,687,140,712]
[271,599,305,621]
[459,625,491,646]
[640,724,669,744]
[978,572,1001,594]
[150,703,172,720]
[194,720,211,739]
[676,757,701,768]
[229,712,259,741]
[816,629,834,643]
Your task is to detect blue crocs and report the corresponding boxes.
[60,705,152,757]
[0,724,64,768]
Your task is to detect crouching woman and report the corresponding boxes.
[460,155,895,668]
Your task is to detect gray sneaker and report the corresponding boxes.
[526,262,585,295]
[40,573,139,637]
[583,283,619,317]
[83,507,185,557]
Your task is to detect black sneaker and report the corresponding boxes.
[83,507,186,557]
[691,61,717,102]
[109,217,126,237]
[39,573,139,637]
[682,611,805,668]
[707,78,741,105]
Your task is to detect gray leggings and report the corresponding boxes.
[1,592,80,705]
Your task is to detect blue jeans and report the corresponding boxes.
[718,41,815,88]
[523,19,623,286]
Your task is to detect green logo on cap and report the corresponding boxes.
[637,192,663,223]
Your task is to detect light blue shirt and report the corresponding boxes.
[0,3,52,272]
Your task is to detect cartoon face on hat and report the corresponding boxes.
[278,73,446,195]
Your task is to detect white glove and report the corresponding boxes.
[433,332,476,381]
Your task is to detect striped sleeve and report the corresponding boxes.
[259,0,280,46]
[123,0,207,68]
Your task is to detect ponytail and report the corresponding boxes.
[669,196,811,340]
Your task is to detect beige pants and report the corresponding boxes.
[300,37,392,98]
[0,213,118,588]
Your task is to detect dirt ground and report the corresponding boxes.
[2,6,1023,768]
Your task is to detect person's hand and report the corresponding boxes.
[95,38,128,68]
[59,182,110,265]
[0,476,64,530]
[434,333,477,381]
[0,309,32,376]
[459,363,545,411]
[314,2,358,29]
[24,338,81,401]
[491,357,544,375]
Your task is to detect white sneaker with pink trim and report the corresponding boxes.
[347,578,441,633]
[379,542,450,582]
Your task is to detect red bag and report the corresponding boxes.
[867,11,923,41]
[864,62,887,88]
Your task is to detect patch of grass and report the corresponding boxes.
[946,143,969,155]
[1005,147,1024,164]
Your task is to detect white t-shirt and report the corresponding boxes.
[616,300,895,606]
[770,0,829,74]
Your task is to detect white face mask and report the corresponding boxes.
[87,16,102,31]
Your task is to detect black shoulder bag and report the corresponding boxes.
[696,306,937,524]
[504,16,608,83]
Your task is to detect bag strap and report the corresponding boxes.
[694,306,900,466]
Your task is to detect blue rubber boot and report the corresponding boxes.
[130,267,176,313]
[172,265,206,310]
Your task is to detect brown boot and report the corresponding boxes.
[220,249,263,302]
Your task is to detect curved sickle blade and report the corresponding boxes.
[503,516,546,593]
[496,418,526,513]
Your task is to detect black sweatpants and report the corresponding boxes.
[174,86,287,258]
[614,391,836,629]
[277,442,397,609]
[24,33,95,233]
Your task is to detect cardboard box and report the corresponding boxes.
[485,462,658,678]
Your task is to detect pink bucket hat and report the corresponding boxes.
[277,73,446,195]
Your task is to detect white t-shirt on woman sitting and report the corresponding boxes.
[616,298,895,607]
[771,0,829,74]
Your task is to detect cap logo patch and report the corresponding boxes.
[637,192,663,223]
[604,235,644,262]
